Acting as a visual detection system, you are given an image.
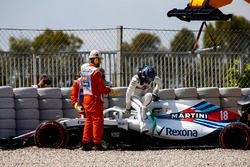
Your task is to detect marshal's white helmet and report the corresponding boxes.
[89,50,102,59]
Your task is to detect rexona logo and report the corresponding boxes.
[157,127,198,137]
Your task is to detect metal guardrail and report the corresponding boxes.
[0,51,249,88]
[0,27,249,88]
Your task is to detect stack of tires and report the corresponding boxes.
[197,87,221,106]
[61,87,79,118]
[14,87,40,135]
[219,87,242,113]
[241,88,250,96]
[174,87,198,100]
[0,86,15,138]
[158,89,176,100]
[38,88,63,123]
[109,87,127,108]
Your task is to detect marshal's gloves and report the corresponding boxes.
[152,93,160,101]
[74,102,84,113]
[109,89,123,96]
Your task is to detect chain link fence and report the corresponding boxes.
[0,27,249,88]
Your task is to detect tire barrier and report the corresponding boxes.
[198,87,220,106]
[38,88,63,123]
[174,87,198,99]
[0,86,16,138]
[13,87,40,136]
[219,88,241,115]
[60,88,79,119]
[108,87,127,109]
[158,89,176,100]
[0,86,249,139]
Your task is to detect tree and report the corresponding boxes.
[122,32,161,52]
[120,32,162,85]
[9,37,32,53]
[225,59,250,88]
[203,16,250,87]
[203,15,250,52]
[32,29,83,53]
[170,28,196,52]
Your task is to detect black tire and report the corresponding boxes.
[35,121,68,148]
[219,122,250,150]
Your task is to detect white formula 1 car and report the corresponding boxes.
[2,96,250,150]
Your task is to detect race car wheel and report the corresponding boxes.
[219,122,250,150]
[35,121,68,148]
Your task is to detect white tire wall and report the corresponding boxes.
[39,109,63,121]
[37,88,62,99]
[241,88,250,96]
[223,107,239,113]
[0,109,15,119]
[219,88,241,97]
[61,87,72,98]
[219,88,241,113]
[14,98,39,109]
[197,87,220,98]
[0,119,16,129]
[38,99,62,109]
[16,120,40,130]
[0,86,16,138]
[62,99,74,109]
[108,87,127,98]
[16,109,39,120]
[220,97,240,108]
[158,89,176,100]
[109,97,126,108]
[63,109,80,119]
[0,86,14,97]
[62,98,79,119]
[174,87,198,99]
[38,88,63,122]
[108,87,127,108]
[202,98,220,106]
[13,87,38,98]
[13,88,40,134]
[0,129,16,138]
[0,98,15,108]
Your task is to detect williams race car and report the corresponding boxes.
[2,96,250,150]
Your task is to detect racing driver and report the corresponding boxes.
[126,66,162,133]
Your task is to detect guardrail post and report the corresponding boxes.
[116,25,123,87]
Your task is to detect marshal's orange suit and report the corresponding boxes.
[72,63,111,145]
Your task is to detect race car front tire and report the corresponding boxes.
[35,121,68,148]
[219,122,250,150]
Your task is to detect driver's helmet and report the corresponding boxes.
[141,66,156,83]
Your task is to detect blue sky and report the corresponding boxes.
[0,0,249,30]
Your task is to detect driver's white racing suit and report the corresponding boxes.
[126,74,162,132]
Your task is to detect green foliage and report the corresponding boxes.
[122,32,161,52]
[32,29,83,53]
[203,16,250,52]
[225,59,250,88]
[8,29,83,54]
[170,28,196,52]
[9,37,32,53]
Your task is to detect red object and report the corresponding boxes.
[82,63,111,145]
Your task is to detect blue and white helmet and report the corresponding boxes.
[141,66,156,83]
